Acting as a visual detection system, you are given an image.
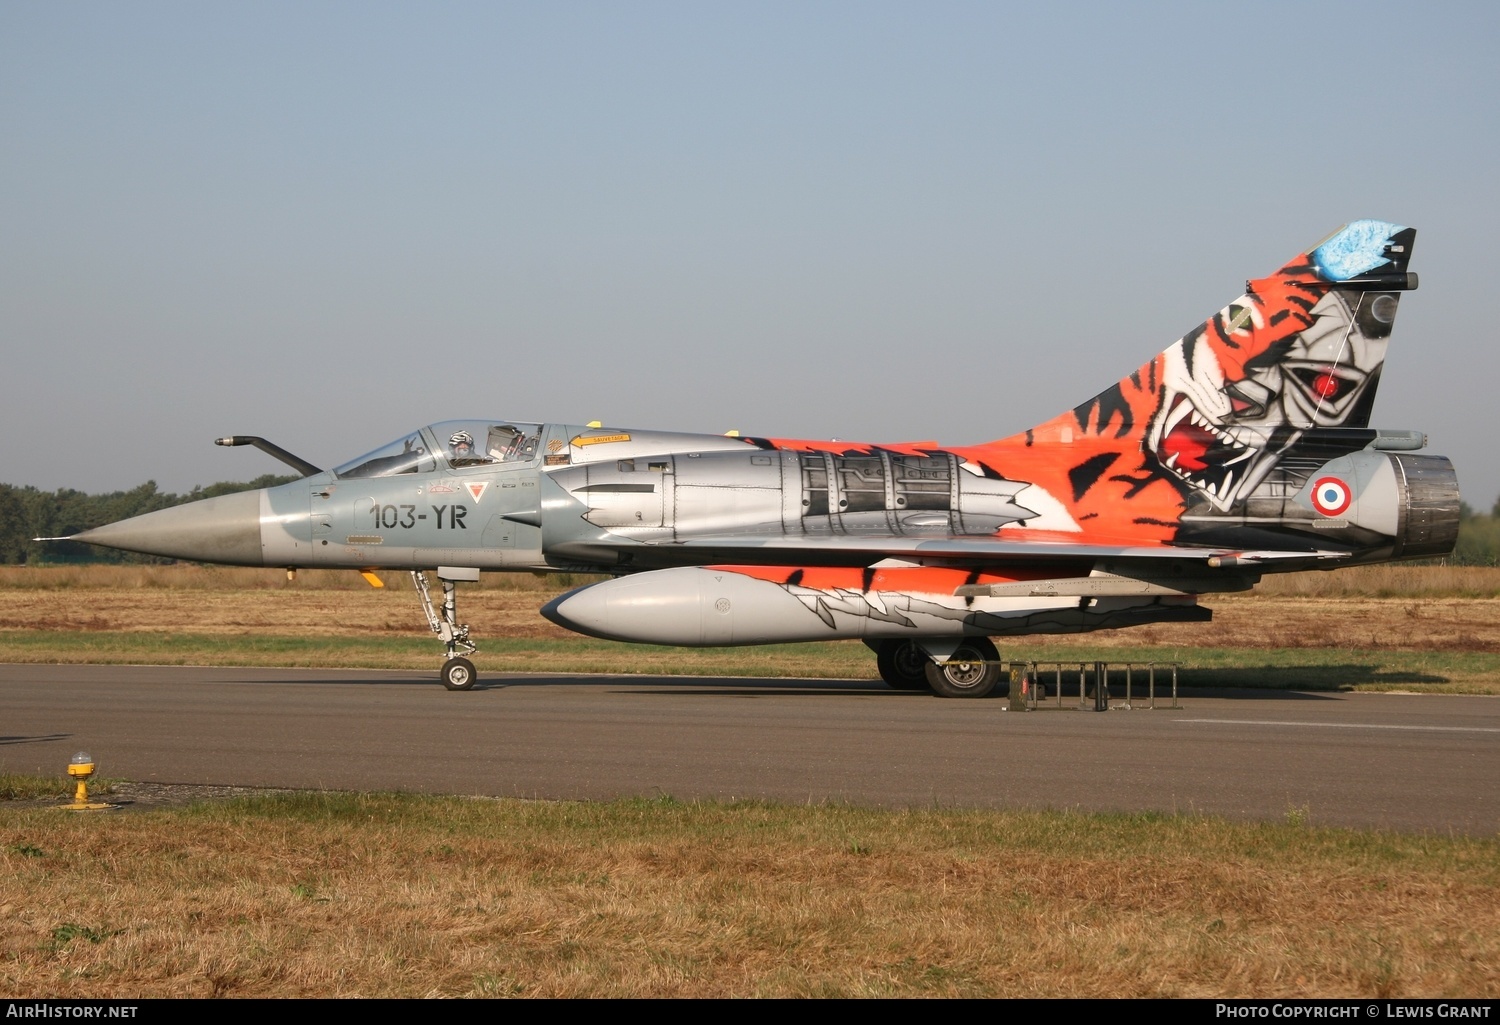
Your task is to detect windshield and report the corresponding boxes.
[333,431,438,479]
[333,421,544,479]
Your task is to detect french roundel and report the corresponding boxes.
[1311,476,1352,516]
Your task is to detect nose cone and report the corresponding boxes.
[72,490,265,565]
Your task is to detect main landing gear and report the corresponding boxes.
[874,639,930,691]
[924,637,1002,699]
[411,570,479,690]
[872,637,1004,699]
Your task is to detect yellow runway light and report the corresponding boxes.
[59,751,114,811]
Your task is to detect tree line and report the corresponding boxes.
[1,477,1497,566]
[1454,499,1500,566]
[0,476,297,564]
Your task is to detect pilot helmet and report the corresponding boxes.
[448,430,475,454]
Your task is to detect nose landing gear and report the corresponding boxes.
[441,656,477,691]
[412,569,480,690]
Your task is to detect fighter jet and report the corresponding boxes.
[63,221,1460,694]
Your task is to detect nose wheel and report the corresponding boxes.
[413,570,480,690]
[442,656,477,691]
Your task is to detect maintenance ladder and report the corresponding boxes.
[998,660,1181,711]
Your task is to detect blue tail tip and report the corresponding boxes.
[1312,219,1408,281]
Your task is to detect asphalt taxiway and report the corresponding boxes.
[2,664,1496,833]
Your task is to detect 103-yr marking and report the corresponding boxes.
[369,504,468,529]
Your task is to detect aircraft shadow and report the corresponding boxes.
[200,675,440,688]
[1176,665,1450,691]
[0,733,72,747]
[622,685,903,698]
[500,675,896,696]
[188,673,881,693]
[190,663,1450,697]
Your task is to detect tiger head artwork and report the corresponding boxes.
[1144,265,1397,513]
[999,220,1414,538]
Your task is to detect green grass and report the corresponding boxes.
[1,772,72,801]
[0,771,118,802]
[1,631,1497,691]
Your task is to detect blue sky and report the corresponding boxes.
[3,1,1497,508]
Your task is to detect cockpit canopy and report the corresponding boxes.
[333,421,543,479]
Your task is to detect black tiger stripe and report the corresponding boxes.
[1211,313,1241,349]
[962,568,982,607]
[1109,472,1158,499]
[1182,325,1204,376]
[1068,452,1120,502]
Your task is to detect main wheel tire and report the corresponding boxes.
[876,639,931,691]
[924,637,1001,698]
[441,657,478,691]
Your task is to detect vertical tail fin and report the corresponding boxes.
[1004,220,1417,534]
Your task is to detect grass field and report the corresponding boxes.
[2,565,1498,691]
[3,785,1497,998]
[1,631,1497,693]
[3,565,1498,998]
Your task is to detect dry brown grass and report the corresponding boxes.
[7,562,1498,596]
[1256,564,1500,598]
[1,565,1497,693]
[1030,595,1500,654]
[2,793,1495,998]
[0,584,579,639]
[3,567,1499,652]
[0,564,598,591]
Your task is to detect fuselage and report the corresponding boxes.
[71,416,1458,648]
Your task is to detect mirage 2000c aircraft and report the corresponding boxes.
[62,221,1460,693]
